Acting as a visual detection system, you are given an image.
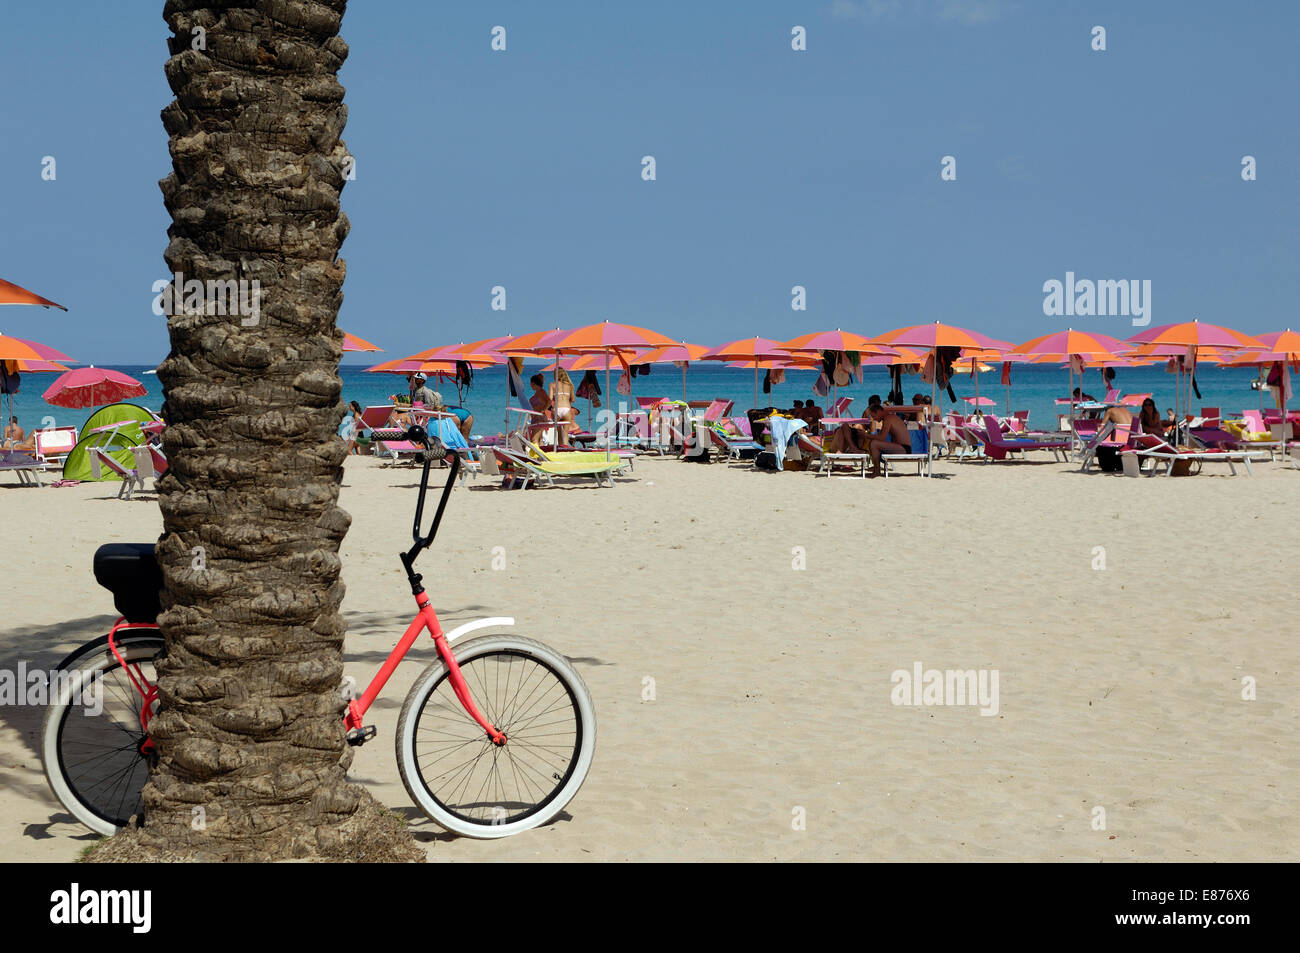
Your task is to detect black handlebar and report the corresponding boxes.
[400,425,460,590]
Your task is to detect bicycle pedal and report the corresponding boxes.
[346,725,377,747]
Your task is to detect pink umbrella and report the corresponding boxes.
[43,367,147,409]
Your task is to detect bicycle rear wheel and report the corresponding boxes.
[395,634,596,838]
[41,632,164,836]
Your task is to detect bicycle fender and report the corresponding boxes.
[443,617,515,644]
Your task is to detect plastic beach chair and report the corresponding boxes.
[977,417,1070,463]
[88,448,146,499]
[881,424,932,478]
[1123,432,1267,477]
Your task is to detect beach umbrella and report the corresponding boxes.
[1011,329,1126,423]
[1,334,76,430]
[0,333,74,363]
[628,342,710,403]
[701,338,815,409]
[773,329,886,354]
[1218,330,1300,428]
[43,367,147,409]
[509,323,677,454]
[7,357,70,372]
[772,330,899,410]
[1128,320,1265,420]
[0,277,65,310]
[872,323,1011,416]
[341,331,382,352]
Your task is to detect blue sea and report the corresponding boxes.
[3,360,1275,440]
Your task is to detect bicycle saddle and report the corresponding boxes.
[93,543,162,623]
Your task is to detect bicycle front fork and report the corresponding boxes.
[344,595,506,746]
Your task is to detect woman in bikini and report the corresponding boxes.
[549,367,579,447]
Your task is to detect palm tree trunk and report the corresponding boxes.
[102,0,419,861]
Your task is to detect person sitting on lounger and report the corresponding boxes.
[1072,387,1097,403]
[2,416,34,451]
[867,400,910,477]
[1099,403,1134,429]
[1137,398,1174,437]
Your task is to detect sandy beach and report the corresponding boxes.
[2,453,1296,862]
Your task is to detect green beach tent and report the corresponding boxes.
[61,402,155,481]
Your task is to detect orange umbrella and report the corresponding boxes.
[871,323,1011,413]
[773,329,894,354]
[0,277,66,310]
[0,333,74,363]
[341,331,382,352]
[702,338,822,408]
[627,343,710,402]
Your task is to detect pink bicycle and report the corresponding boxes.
[42,427,596,838]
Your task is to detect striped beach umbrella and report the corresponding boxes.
[0,277,65,310]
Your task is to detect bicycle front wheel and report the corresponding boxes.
[41,632,164,836]
[395,634,596,838]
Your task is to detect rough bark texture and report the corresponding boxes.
[96,0,420,861]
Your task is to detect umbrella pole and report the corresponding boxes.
[605,348,612,461]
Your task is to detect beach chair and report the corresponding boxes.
[0,451,45,486]
[828,396,853,418]
[1124,433,1266,477]
[495,447,620,488]
[978,417,1070,463]
[32,426,78,470]
[513,434,635,474]
[88,448,147,499]
[1077,421,1132,472]
[699,399,733,425]
[703,425,763,463]
[881,424,932,478]
[129,446,161,493]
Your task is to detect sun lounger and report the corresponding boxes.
[32,426,78,470]
[1123,432,1268,476]
[881,424,932,478]
[88,447,147,499]
[977,417,1070,463]
[797,433,868,477]
[512,434,635,474]
[0,451,45,486]
[1077,421,1132,472]
[703,425,762,463]
[494,447,620,488]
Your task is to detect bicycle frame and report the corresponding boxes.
[104,426,508,751]
[342,591,505,745]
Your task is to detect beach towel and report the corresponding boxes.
[766,414,807,465]
[507,357,527,405]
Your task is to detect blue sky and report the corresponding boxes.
[1,1,1296,364]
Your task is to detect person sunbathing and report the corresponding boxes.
[2,417,35,452]
[1099,404,1134,429]
[1137,398,1173,436]
[867,403,910,477]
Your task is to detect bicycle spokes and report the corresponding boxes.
[412,650,581,826]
